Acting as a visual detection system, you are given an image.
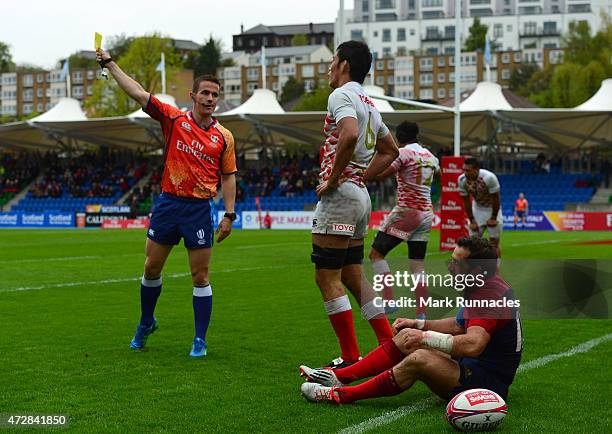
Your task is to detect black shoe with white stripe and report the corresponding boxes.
[299,365,344,387]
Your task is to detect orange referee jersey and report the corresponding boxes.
[515,198,528,211]
[144,95,237,199]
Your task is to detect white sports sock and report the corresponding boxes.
[361,299,385,320]
[141,276,162,287]
[324,295,352,316]
[193,284,212,297]
[372,259,391,275]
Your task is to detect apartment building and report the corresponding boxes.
[233,23,334,53]
[219,45,333,103]
[341,0,605,58]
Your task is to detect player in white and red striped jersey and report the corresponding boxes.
[369,122,439,319]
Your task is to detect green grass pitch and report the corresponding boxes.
[0,229,611,432]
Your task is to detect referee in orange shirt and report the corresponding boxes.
[96,49,237,357]
[513,192,528,229]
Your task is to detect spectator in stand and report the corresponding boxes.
[602,158,610,189]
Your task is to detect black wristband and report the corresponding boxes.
[99,57,114,68]
[224,212,237,222]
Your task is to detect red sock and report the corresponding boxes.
[415,283,428,317]
[337,369,403,404]
[334,339,405,384]
[329,310,360,363]
[368,317,393,344]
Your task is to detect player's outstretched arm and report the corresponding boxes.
[363,132,399,182]
[95,49,150,108]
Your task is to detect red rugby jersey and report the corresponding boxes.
[144,95,237,199]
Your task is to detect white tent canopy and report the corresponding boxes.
[1,80,610,152]
[28,97,87,123]
[460,82,513,112]
[222,89,285,115]
[363,85,395,113]
[128,93,179,118]
[574,79,612,111]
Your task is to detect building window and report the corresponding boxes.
[524,22,537,36]
[37,88,43,98]
[247,68,260,80]
[419,57,433,70]
[420,88,433,99]
[397,28,406,41]
[302,65,314,78]
[23,74,34,87]
[437,72,446,83]
[351,30,364,41]
[438,57,445,67]
[362,0,369,12]
[318,63,327,74]
[410,28,415,36]
[375,0,395,8]
[396,47,407,56]
[420,73,433,84]
[36,73,44,83]
[513,52,521,62]
[376,60,385,70]
[383,47,392,57]
[493,23,503,38]
[382,29,391,42]
[87,70,94,80]
[37,103,43,112]
[376,76,385,85]
[506,24,512,32]
[543,21,557,35]
[501,68,510,80]
[422,0,443,6]
[437,88,446,99]
[388,75,394,84]
[502,53,510,64]
[87,85,93,96]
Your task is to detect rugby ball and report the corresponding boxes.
[446,388,507,432]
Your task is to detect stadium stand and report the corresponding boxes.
[0,151,40,209]
[1,149,601,215]
[11,150,149,213]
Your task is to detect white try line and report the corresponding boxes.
[337,332,612,434]
[0,264,304,293]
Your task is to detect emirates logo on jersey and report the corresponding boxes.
[211,135,219,143]
[181,121,192,132]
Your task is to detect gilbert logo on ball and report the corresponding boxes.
[446,388,507,432]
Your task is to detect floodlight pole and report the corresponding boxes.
[453,0,461,157]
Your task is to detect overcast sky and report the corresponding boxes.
[1,0,352,69]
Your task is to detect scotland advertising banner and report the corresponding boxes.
[0,212,75,228]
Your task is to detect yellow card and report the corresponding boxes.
[95,32,102,50]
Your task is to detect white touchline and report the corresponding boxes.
[337,332,612,434]
[0,264,304,293]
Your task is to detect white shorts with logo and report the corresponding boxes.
[380,206,433,242]
[312,182,371,239]
[469,204,503,239]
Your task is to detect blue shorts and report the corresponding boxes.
[450,357,509,400]
[147,193,214,249]
[516,211,525,218]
